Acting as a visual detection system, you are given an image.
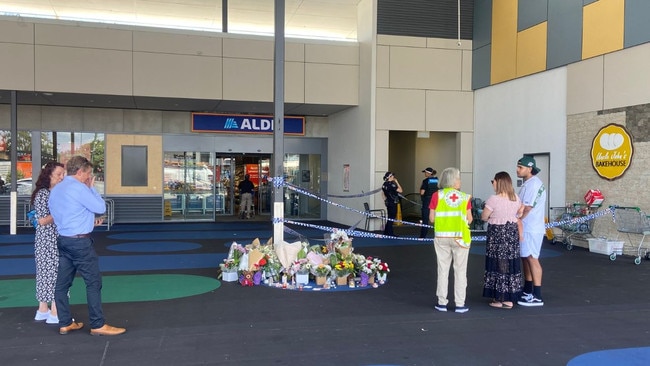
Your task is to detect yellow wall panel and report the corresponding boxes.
[582,0,624,60]
[516,22,547,77]
[491,0,519,84]
[106,134,163,195]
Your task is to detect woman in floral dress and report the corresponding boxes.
[32,161,65,324]
[481,171,524,309]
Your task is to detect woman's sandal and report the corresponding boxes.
[489,301,513,309]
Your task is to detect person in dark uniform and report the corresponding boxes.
[419,167,438,238]
[238,174,255,219]
[381,171,402,237]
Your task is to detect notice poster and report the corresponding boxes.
[245,164,260,186]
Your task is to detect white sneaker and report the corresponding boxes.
[520,292,533,301]
[46,314,59,324]
[518,296,544,307]
[34,310,50,321]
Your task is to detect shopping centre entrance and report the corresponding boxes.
[163,150,322,222]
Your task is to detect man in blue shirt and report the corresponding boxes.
[49,156,126,336]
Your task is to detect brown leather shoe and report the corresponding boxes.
[90,324,126,336]
[59,321,84,335]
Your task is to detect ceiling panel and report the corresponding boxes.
[0,0,361,40]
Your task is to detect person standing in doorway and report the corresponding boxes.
[419,167,438,238]
[32,161,65,324]
[49,156,126,336]
[381,172,402,236]
[238,174,255,219]
[429,167,473,313]
[515,155,546,307]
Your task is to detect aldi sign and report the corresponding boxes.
[192,113,305,135]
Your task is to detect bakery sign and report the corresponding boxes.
[590,123,633,180]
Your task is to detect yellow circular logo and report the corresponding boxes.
[590,123,633,180]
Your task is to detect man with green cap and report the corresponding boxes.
[516,155,546,307]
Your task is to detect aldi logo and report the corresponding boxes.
[192,113,305,135]
[224,118,239,129]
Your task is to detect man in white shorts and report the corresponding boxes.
[516,156,546,307]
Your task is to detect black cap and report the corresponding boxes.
[422,167,434,174]
[383,172,393,181]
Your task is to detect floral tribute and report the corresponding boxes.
[217,229,389,290]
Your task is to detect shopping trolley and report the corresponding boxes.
[549,203,600,250]
[611,206,650,265]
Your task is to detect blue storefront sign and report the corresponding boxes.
[192,113,305,135]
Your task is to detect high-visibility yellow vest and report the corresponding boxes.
[434,188,471,247]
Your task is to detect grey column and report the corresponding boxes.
[273,0,285,243]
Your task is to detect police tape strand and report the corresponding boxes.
[269,176,615,243]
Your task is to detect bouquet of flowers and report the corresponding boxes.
[258,244,282,275]
[220,242,247,274]
[290,258,312,275]
[312,263,332,277]
[376,260,390,274]
[328,229,353,256]
[220,258,239,272]
[354,255,378,275]
[333,260,355,277]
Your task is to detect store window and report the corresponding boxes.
[0,131,105,195]
[0,131,33,195]
[283,153,321,218]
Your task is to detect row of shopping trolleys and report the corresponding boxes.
[548,204,650,265]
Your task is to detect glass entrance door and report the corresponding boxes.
[215,154,271,218]
[163,151,214,220]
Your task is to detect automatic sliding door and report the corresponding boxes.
[214,155,234,216]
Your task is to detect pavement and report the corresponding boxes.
[1,220,650,366]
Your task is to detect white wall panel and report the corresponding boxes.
[566,56,604,115]
[426,90,473,132]
[35,46,132,94]
[133,31,222,56]
[474,68,567,206]
[35,23,132,50]
[305,43,358,65]
[376,88,425,130]
[0,43,34,90]
[0,19,34,43]
[603,43,650,110]
[390,47,461,90]
[285,61,305,103]
[222,58,273,101]
[305,63,358,105]
[223,37,273,60]
[133,52,222,99]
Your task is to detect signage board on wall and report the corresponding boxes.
[191,113,305,135]
[590,123,634,180]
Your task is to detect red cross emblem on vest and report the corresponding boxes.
[449,193,459,202]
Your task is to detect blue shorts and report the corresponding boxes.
[521,232,544,259]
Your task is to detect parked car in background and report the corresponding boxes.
[3,178,33,195]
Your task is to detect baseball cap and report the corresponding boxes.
[422,167,434,174]
[517,155,540,174]
[383,172,393,181]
